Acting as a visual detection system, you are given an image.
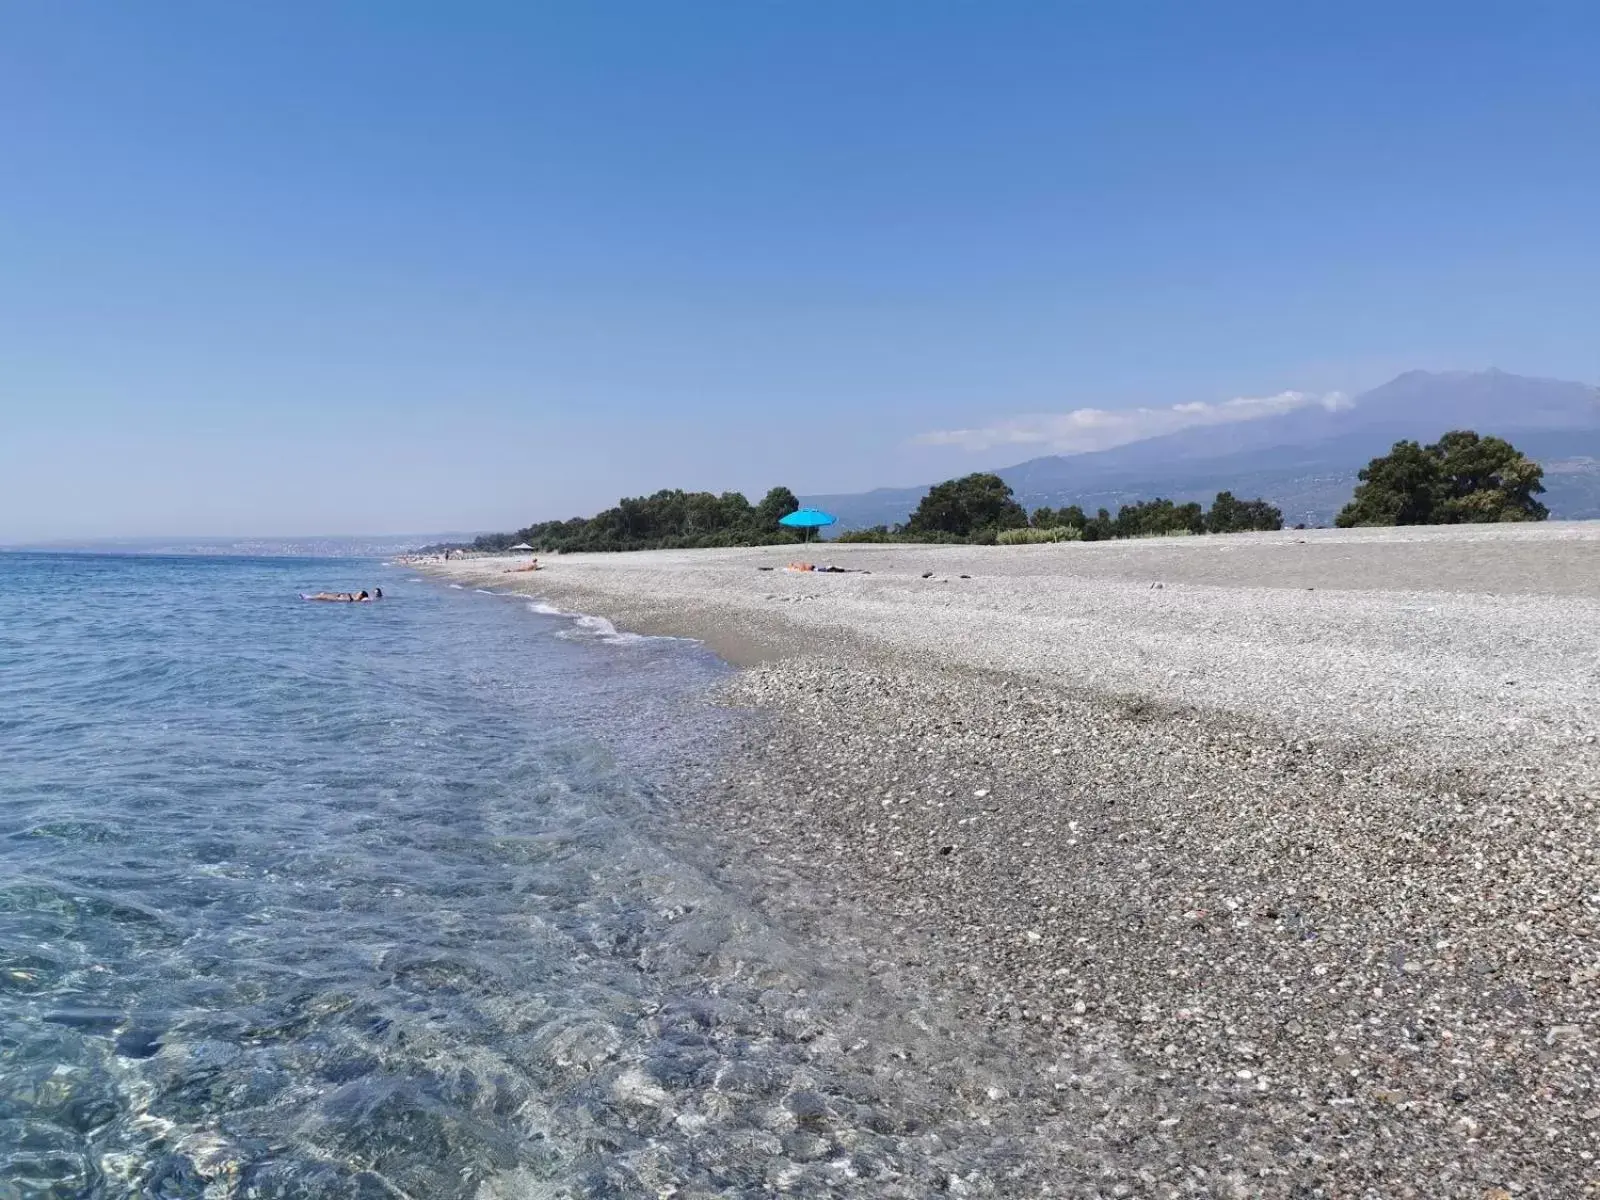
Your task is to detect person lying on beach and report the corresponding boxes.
[504,559,540,573]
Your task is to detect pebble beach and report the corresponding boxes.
[428,524,1600,1197]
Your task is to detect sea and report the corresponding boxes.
[0,553,1072,1199]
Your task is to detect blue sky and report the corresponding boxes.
[2,2,1596,540]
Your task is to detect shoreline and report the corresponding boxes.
[414,525,1600,759]
[417,526,1600,1194]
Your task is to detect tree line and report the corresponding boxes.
[470,486,807,553]
[842,427,1548,543]
[466,429,1547,554]
[836,477,1285,544]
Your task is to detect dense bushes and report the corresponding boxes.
[475,486,806,553]
[1204,491,1286,533]
[847,477,1283,545]
[1022,494,1279,542]
[996,526,1084,544]
[1092,498,1205,539]
[836,526,971,544]
[835,526,908,544]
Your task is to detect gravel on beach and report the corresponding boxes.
[428,526,1600,1196]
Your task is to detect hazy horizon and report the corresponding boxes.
[0,532,482,551]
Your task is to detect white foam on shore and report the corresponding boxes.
[524,600,677,647]
[448,583,464,589]
[560,613,657,646]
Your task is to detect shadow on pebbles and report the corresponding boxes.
[700,654,1600,1199]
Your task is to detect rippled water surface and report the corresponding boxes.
[1,554,1083,1199]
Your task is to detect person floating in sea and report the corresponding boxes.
[301,590,377,602]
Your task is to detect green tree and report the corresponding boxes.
[1206,491,1284,533]
[717,491,756,531]
[905,473,1029,537]
[1057,504,1087,531]
[1334,441,1439,526]
[1111,498,1204,538]
[684,491,723,537]
[1206,491,1244,533]
[1431,430,1549,523]
[1080,508,1113,541]
[1335,430,1547,527]
[754,486,801,531]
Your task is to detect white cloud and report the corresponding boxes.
[916,390,1351,454]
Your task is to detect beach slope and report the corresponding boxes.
[427,524,1600,1195]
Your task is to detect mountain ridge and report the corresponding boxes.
[804,370,1600,529]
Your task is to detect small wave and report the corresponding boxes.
[526,601,676,646]
[448,583,464,590]
[474,588,494,595]
[559,614,659,646]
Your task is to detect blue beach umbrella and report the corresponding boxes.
[779,508,837,543]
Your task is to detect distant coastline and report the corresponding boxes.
[0,534,481,558]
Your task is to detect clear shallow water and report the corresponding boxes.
[0,554,1080,1199]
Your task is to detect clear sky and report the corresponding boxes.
[2,2,1596,540]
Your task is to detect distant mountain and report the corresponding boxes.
[805,370,1600,529]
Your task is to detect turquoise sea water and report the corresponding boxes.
[0,553,1070,1198]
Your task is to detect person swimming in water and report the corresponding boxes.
[302,584,390,602]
